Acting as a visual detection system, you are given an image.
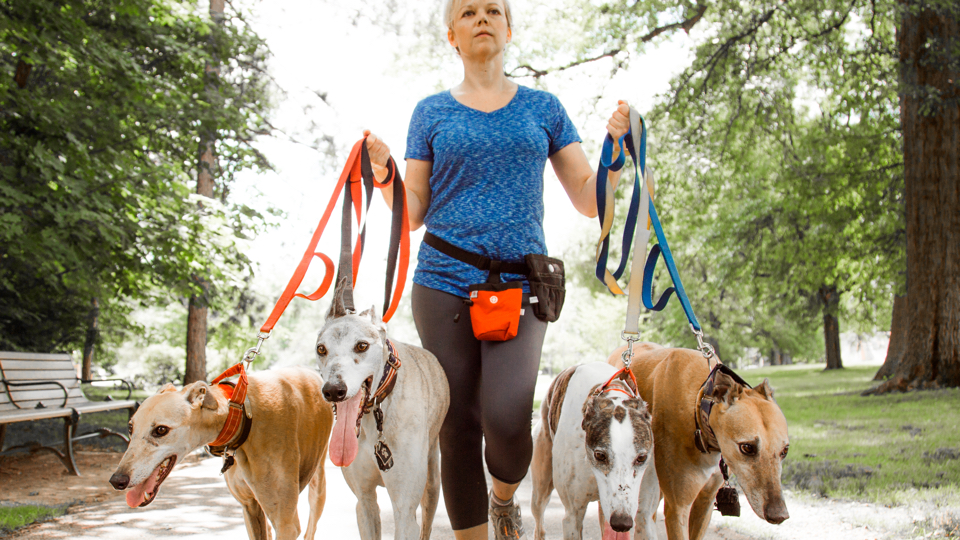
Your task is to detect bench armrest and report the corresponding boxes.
[81,378,134,400]
[1,379,69,409]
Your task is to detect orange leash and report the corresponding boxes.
[258,137,409,334]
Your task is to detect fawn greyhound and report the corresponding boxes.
[609,342,790,540]
[109,367,334,540]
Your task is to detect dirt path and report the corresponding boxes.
[0,451,927,539]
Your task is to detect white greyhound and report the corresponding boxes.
[531,362,659,540]
[315,284,450,540]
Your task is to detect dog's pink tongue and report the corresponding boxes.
[602,523,631,540]
[329,390,364,467]
[124,466,160,508]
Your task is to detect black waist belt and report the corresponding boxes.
[423,232,530,276]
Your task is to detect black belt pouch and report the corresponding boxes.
[524,254,565,322]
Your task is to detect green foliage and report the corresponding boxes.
[750,364,960,503]
[0,504,64,533]
[0,0,274,353]
[520,0,908,362]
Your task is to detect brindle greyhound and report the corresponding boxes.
[531,362,658,540]
[609,343,790,540]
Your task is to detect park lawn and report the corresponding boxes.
[0,504,64,534]
[741,364,960,506]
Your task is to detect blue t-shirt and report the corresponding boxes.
[405,85,581,297]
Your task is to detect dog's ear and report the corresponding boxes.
[158,383,178,394]
[326,277,351,321]
[754,378,776,402]
[358,305,376,322]
[624,398,652,422]
[712,370,743,406]
[185,382,218,411]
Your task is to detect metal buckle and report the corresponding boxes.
[241,332,271,366]
[690,324,715,361]
[620,331,639,368]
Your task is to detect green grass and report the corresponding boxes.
[0,504,65,534]
[740,364,960,506]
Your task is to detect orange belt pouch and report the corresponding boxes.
[468,280,524,341]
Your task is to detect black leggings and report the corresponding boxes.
[412,284,548,531]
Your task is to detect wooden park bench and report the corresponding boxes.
[0,351,139,476]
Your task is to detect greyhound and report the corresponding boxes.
[531,362,658,540]
[609,343,790,540]
[315,283,450,540]
[108,367,334,540]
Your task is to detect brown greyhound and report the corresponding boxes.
[608,343,789,540]
[109,367,334,540]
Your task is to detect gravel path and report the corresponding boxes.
[8,450,933,540]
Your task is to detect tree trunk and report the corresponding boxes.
[184,0,224,385]
[875,295,908,380]
[769,349,782,366]
[819,284,843,370]
[871,2,960,393]
[81,298,99,381]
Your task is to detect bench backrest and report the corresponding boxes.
[0,352,89,412]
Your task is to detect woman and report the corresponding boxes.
[366,1,629,538]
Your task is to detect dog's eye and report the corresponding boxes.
[128,423,133,436]
[635,453,647,466]
[739,443,757,456]
[316,344,327,356]
[593,450,607,463]
[780,445,789,459]
[152,426,170,438]
[355,341,369,353]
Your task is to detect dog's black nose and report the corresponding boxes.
[322,381,347,402]
[109,472,130,490]
[609,511,633,532]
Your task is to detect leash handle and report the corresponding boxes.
[258,137,411,336]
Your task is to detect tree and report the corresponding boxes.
[870,0,959,392]
[0,0,273,359]
[499,0,907,365]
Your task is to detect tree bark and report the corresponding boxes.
[81,298,99,381]
[184,0,224,385]
[871,1,960,393]
[820,284,843,370]
[875,295,908,380]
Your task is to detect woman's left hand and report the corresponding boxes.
[607,100,631,144]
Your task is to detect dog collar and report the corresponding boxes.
[694,362,751,454]
[360,339,402,417]
[593,366,641,399]
[207,363,253,453]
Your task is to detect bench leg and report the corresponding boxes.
[0,424,6,450]
[62,411,80,476]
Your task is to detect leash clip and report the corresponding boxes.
[241,332,271,366]
[691,324,716,361]
[620,331,639,369]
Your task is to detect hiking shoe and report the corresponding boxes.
[489,491,524,539]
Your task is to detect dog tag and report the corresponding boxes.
[715,486,740,516]
[220,455,236,475]
[375,441,394,471]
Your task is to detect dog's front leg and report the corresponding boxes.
[384,453,429,540]
[344,466,383,540]
[530,421,554,540]
[226,473,271,540]
[687,471,723,540]
[633,453,660,540]
[559,496,589,540]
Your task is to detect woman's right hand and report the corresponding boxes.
[363,129,390,182]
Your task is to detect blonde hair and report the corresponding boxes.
[443,0,513,30]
